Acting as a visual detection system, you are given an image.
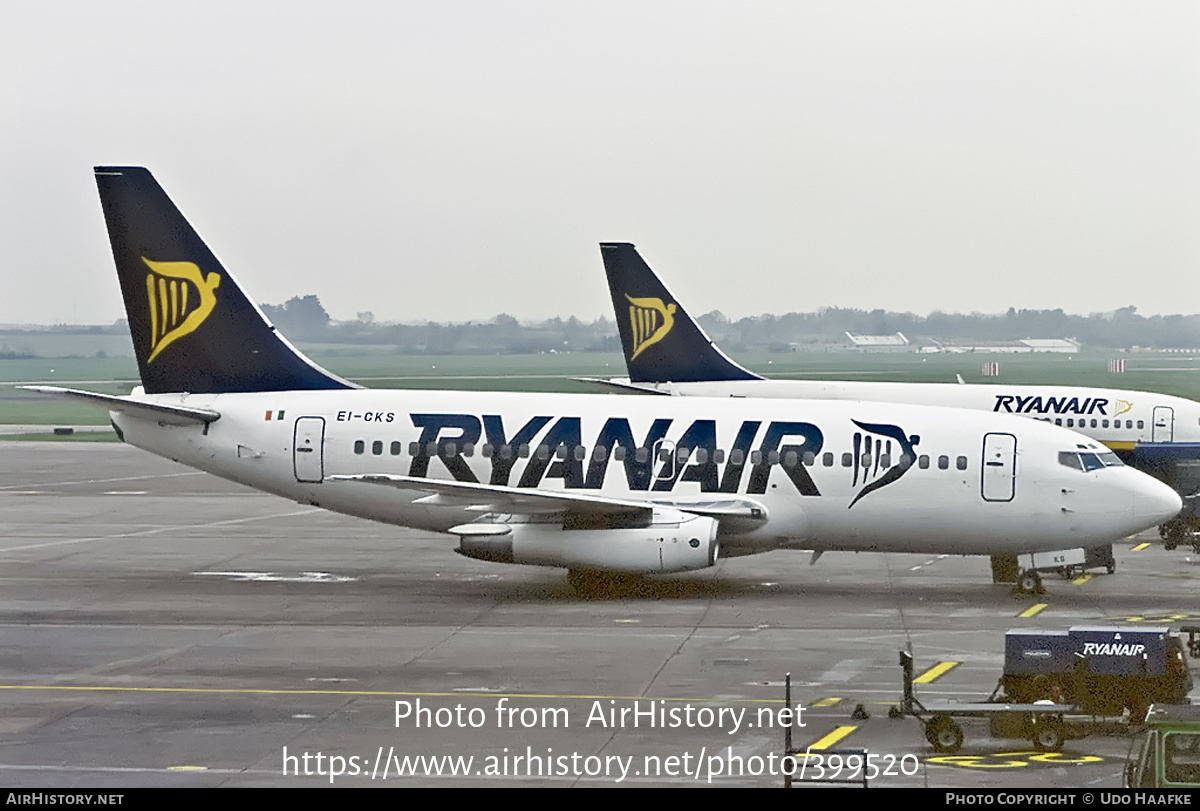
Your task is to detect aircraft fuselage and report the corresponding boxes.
[114,388,1178,559]
[621,380,1200,451]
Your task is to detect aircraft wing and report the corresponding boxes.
[19,386,220,425]
[327,474,767,529]
[328,473,654,516]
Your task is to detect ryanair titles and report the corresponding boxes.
[993,394,1114,416]
[1081,641,1146,658]
[338,411,918,505]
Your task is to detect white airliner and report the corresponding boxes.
[22,168,1183,594]
[594,243,1200,549]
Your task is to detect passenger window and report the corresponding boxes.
[635,447,648,463]
[767,450,780,465]
[556,445,568,460]
[956,456,967,471]
[1090,419,1098,428]
[1137,420,1144,429]
[536,445,550,461]
[408,441,420,456]
[593,446,607,462]
[861,454,872,467]
[443,442,457,457]
[841,453,853,467]
[613,446,626,462]
[822,452,834,467]
[1055,419,1062,426]
[730,450,744,465]
[499,444,513,460]
[802,451,815,466]
[425,442,437,457]
[481,443,494,458]
[1102,420,1109,428]
[918,455,930,469]
[390,441,402,456]
[695,448,709,464]
[880,454,891,468]
[783,451,797,468]
[751,451,763,465]
[938,455,949,470]
[713,449,726,464]
[574,446,587,462]
[354,440,365,455]
[518,444,530,458]
[372,440,383,456]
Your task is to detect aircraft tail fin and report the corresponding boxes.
[599,243,761,383]
[94,166,354,394]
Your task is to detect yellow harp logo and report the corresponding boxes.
[1115,399,1133,417]
[626,294,677,360]
[143,258,221,363]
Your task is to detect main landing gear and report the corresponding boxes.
[566,569,645,598]
[990,555,1044,595]
[1016,569,1044,596]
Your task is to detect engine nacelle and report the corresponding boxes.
[455,512,719,574]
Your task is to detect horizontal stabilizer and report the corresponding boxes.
[20,386,220,425]
[572,377,671,395]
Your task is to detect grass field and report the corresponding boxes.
[3,349,1199,429]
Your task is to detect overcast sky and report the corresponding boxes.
[3,1,1199,326]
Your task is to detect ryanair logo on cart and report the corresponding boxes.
[143,258,221,362]
[626,294,676,360]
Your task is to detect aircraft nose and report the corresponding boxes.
[1134,476,1183,526]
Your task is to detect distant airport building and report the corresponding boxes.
[845,332,910,352]
[918,338,1081,354]
[1018,338,1081,352]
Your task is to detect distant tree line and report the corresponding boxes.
[256,297,1200,353]
[11,300,1200,354]
[259,296,619,354]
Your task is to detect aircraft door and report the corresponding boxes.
[293,416,326,483]
[652,439,677,483]
[1153,406,1174,442]
[981,432,1016,502]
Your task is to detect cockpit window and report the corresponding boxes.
[1058,452,1083,471]
[1059,450,1124,471]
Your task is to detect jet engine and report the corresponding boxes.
[453,511,719,573]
